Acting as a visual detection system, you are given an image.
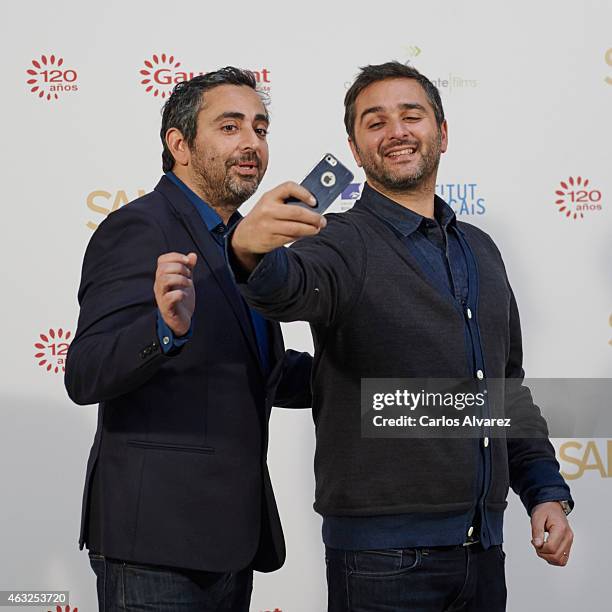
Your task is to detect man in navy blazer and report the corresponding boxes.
[65,67,312,611]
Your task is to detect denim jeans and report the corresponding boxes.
[325,543,507,611]
[88,553,252,611]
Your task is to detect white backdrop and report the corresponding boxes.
[1,1,611,610]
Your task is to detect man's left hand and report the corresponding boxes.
[530,501,574,566]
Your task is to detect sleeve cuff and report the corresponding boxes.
[515,459,573,515]
[246,248,289,294]
[528,487,574,516]
[156,310,192,354]
[224,228,288,295]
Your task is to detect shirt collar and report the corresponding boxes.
[166,171,242,232]
[357,182,457,237]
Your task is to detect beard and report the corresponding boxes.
[357,130,442,193]
[190,144,264,212]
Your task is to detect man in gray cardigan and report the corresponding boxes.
[228,62,574,611]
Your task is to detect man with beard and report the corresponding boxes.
[65,67,313,611]
[228,62,574,610]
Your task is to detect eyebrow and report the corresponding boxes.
[213,111,269,123]
[360,103,427,123]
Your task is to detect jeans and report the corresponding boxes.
[325,543,507,612]
[88,553,252,612]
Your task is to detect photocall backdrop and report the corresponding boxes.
[1,1,611,610]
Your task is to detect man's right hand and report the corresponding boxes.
[231,181,326,273]
[154,252,197,337]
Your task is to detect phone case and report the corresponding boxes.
[287,154,354,213]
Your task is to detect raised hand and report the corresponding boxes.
[154,252,197,336]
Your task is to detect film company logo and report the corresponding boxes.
[425,73,478,92]
[398,50,477,91]
[26,54,78,101]
[436,183,486,215]
[339,182,363,211]
[605,48,612,85]
[559,440,612,480]
[35,328,72,374]
[86,188,146,231]
[140,53,271,98]
[401,44,422,60]
[49,606,77,612]
[554,176,602,220]
[140,53,183,98]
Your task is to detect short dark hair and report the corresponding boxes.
[344,61,445,139]
[160,66,266,172]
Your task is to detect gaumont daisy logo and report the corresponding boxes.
[34,328,72,374]
[26,54,78,101]
[554,176,603,220]
[140,53,184,98]
[49,607,77,612]
[139,53,271,98]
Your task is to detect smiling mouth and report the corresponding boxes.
[233,161,259,176]
[385,147,417,159]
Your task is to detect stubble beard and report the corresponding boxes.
[190,144,263,214]
[358,130,442,194]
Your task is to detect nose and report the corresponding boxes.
[239,126,262,153]
[386,117,410,141]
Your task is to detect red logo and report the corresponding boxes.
[26,54,78,101]
[49,606,77,612]
[34,328,72,374]
[554,176,603,220]
[140,53,185,98]
[139,53,271,98]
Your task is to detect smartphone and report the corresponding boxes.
[286,154,354,213]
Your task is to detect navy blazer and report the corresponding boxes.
[65,175,312,573]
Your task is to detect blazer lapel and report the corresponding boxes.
[154,176,264,376]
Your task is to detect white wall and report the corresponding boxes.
[1,1,611,610]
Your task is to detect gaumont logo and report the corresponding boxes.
[86,189,146,231]
[49,606,77,612]
[26,54,78,101]
[34,328,72,374]
[139,53,271,98]
[554,176,602,220]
